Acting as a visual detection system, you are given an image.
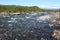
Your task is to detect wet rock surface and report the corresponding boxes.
[0,13,60,40]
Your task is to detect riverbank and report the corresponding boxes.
[0,12,48,16]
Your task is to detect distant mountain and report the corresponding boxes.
[41,8,60,10]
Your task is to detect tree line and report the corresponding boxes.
[0,5,60,13]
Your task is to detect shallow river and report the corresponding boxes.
[0,13,53,28]
[0,13,58,40]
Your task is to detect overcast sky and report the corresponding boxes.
[0,0,60,9]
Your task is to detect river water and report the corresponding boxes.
[0,13,53,28]
[0,12,58,40]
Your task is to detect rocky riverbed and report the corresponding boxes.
[0,12,60,40]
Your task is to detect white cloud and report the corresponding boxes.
[38,4,60,9]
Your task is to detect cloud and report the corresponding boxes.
[38,4,60,9]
